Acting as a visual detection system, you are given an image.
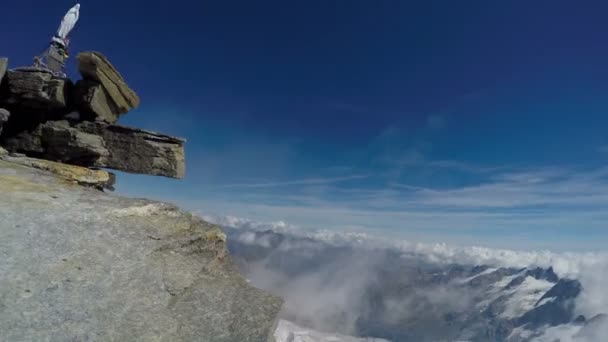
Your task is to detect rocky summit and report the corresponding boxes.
[0,159,283,341]
[0,51,283,342]
[0,52,184,180]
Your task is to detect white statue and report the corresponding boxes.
[33,4,81,77]
[53,4,80,48]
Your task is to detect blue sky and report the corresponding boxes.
[4,1,608,250]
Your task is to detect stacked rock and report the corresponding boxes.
[0,52,185,183]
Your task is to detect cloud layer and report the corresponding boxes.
[174,161,608,251]
[207,214,608,341]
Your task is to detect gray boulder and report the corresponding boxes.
[2,68,71,110]
[3,120,185,179]
[0,160,282,341]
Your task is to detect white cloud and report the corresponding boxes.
[531,319,608,342]
[576,262,608,318]
[208,214,608,278]
[217,217,608,341]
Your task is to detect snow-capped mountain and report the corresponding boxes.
[204,215,608,342]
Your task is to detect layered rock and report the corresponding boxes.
[0,160,282,341]
[0,68,72,137]
[76,51,139,123]
[4,120,185,178]
[0,52,186,180]
[1,68,71,110]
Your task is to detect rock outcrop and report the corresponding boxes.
[4,120,185,178]
[2,68,71,110]
[76,51,140,122]
[0,160,282,341]
[0,53,185,180]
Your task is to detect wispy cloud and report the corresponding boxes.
[217,174,370,188]
[395,158,505,173]
[411,167,608,209]
[368,125,503,174]
[179,164,608,250]
[117,114,608,251]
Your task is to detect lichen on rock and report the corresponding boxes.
[0,153,115,190]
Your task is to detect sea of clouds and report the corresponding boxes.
[204,214,608,341]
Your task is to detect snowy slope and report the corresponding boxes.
[501,276,555,318]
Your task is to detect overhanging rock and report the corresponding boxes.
[79,122,185,178]
[3,120,185,179]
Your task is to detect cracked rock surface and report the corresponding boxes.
[0,161,282,342]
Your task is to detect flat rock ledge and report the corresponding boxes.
[0,161,282,342]
[3,120,185,179]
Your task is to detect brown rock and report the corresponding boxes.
[74,79,121,123]
[76,52,139,116]
[1,68,71,110]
